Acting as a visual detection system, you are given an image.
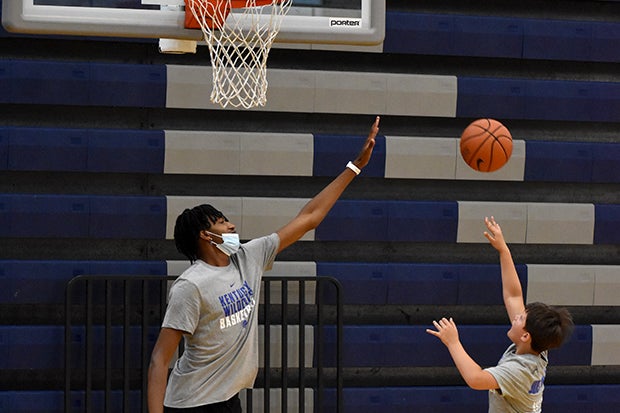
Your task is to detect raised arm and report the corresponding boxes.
[426,317,499,390]
[276,116,380,253]
[483,216,525,322]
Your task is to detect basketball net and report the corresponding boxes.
[185,0,292,109]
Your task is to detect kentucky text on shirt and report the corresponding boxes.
[218,281,255,329]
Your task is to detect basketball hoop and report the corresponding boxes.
[184,0,292,109]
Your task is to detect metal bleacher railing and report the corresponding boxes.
[64,275,343,413]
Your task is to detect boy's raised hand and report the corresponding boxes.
[426,317,461,347]
[483,216,509,252]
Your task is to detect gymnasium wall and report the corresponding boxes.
[0,0,619,412]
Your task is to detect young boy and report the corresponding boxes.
[426,216,574,413]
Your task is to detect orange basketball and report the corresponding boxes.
[460,118,513,172]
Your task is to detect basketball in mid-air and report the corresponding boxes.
[459,118,513,172]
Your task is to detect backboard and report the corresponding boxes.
[2,0,385,45]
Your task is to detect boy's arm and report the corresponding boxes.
[426,317,499,390]
[483,216,525,322]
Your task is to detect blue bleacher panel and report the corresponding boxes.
[0,194,167,239]
[389,387,488,413]
[0,260,167,303]
[552,325,592,366]
[0,194,90,238]
[525,80,619,123]
[384,13,522,59]
[323,385,620,413]
[0,194,7,235]
[592,385,620,411]
[594,204,620,244]
[324,387,488,413]
[0,325,157,370]
[323,387,388,413]
[88,129,165,173]
[591,22,620,63]
[0,326,63,369]
[8,127,88,171]
[312,134,386,178]
[0,260,87,303]
[589,80,620,123]
[381,327,463,367]
[0,60,166,107]
[71,261,167,305]
[387,263,459,305]
[457,77,527,120]
[387,201,458,242]
[315,200,389,241]
[524,141,592,182]
[457,264,528,305]
[457,77,620,123]
[591,143,620,183]
[317,262,388,304]
[0,60,9,102]
[384,12,619,64]
[0,128,7,169]
[322,326,509,368]
[453,15,522,59]
[388,326,508,367]
[0,391,142,413]
[89,196,166,238]
[543,385,598,413]
[321,325,387,368]
[323,325,591,368]
[523,19,593,62]
[2,60,90,105]
[383,12,455,55]
[89,63,166,107]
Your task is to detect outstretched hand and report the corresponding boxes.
[426,317,460,347]
[483,216,508,252]
[352,116,380,169]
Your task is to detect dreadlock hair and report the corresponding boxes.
[174,204,227,263]
[525,302,574,353]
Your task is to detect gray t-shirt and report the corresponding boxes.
[485,344,548,413]
[162,233,279,408]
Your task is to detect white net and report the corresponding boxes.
[186,0,292,109]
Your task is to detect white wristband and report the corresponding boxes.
[346,161,361,175]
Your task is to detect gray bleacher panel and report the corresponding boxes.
[384,136,457,180]
[526,264,596,306]
[241,197,311,240]
[525,203,595,244]
[457,201,527,243]
[591,325,620,365]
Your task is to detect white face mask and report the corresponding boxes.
[207,231,240,256]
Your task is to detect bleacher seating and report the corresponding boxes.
[1,0,619,412]
[1,58,620,121]
[1,127,619,184]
